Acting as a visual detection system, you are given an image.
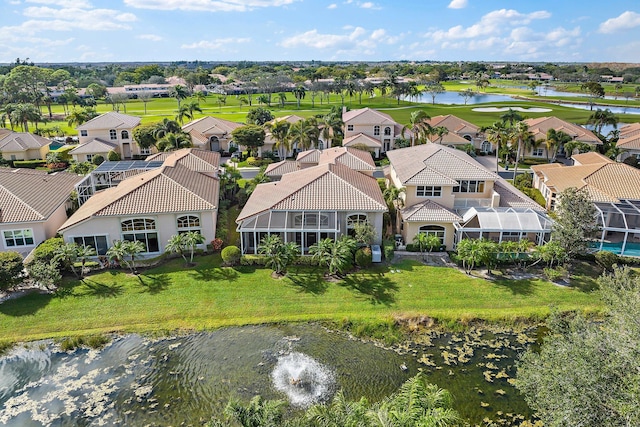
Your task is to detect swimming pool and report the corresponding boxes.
[590,241,640,257]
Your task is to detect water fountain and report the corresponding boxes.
[271,352,335,407]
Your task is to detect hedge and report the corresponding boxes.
[13,160,47,169]
[382,239,395,261]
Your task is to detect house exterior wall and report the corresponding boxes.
[71,150,112,164]
[44,204,70,238]
[0,222,47,256]
[344,117,397,153]
[2,148,44,161]
[79,128,141,158]
[402,221,456,250]
[403,185,456,210]
[61,210,217,254]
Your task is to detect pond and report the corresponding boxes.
[0,324,538,426]
[409,91,520,105]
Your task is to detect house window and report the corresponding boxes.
[418,225,445,245]
[532,148,544,157]
[416,186,442,197]
[481,141,491,153]
[347,125,354,131]
[140,147,151,155]
[109,129,117,140]
[121,130,130,139]
[121,218,159,252]
[73,236,108,255]
[384,127,391,136]
[3,229,34,247]
[453,180,485,193]
[177,215,200,234]
[86,154,93,162]
[80,130,88,137]
[374,126,380,136]
[293,213,329,228]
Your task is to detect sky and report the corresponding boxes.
[1,0,639,64]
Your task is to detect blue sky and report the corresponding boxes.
[1,0,639,63]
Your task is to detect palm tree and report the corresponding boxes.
[10,103,41,132]
[402,110,431,146]
[484,121,510,173]
[169,84,189,108]
[175,105,192,125]
[500,108,523,127]
[193,90,207,104]
[76,245,96,278]
[185,99,202,120]
[157,132,192,152]
[429,125,449,144]
[310,236,357,277]
[53,242,80,277]
[258,234,299,275]
[154,118,181,140]
[106,240,128,270]
[587,108,618,136]
[292,85,306,109]
[267,119,291,159]
[288,119,312,151]
[123,240,146,274]
[183,231,205,264]
[166,234,188,265]
[216,95,227,111]
[511,121,533,180]
[277,92,287,108]
[545,128,572,161]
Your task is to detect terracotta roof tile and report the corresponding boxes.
[318,147,376,170]
[524,116,601,145]
[0,132,50,152]
[68,138,117,154]
[401,200,462,222]
[265,160,299,177]
[343,107,396,124]
[343,133,382,148]
[571,152,612,165]
[77,112,141,131]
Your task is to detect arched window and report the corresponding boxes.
[373,125,380,136]
[418,225,445,245]
[109,129,117,140]
[384,127,391,136]
[293,212,329,228]
[463,135,472,141]
[481,141,491,153]
[121,218,159,252]
[121,130,130,139]
[346,213,368,238]
[177,215,200,234]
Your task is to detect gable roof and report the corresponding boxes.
[265,160,300,178]
[268,115,305,125]
[343,107,397,125]
[237,162,386,221]
[68,138,117,155]
[145,148,220,172]
[0,168,82,223]
[296,149,321,163]
[572,151,613,165]
[0,132,50,152]
[59,162,219,231]
[181,116,242,137]
[617,123,640,150]
[76,112,141,131]
[493,179,545,211]
[343,133,382,148]
[318,147,376,170]
[400,200,462,222]
[427,115,479,135]
[524,116,601,145]
[386,144,498,185]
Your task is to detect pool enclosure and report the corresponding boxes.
[593,199,640,257]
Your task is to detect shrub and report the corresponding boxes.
[595,250,620,272]
[246,156,263,167]
[26,260,62,290]
[92,155,105,165]
[514,172,533,189]
[355,247,373,267]
[13,160,46,169]
[544,266,567,282]
[29,237,65,265]
[221,245,241,265]
[240,255,269,266]
[0,251,24,290]
[211,238,224,252]
[107,150,120,161]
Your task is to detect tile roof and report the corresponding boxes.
[343,107,397,124]
[68,138,117,155]
[400,200,462,222]
[237,162,386,221]
[0,132,50,152]
[524,116,601,145]
[296,149,321,163]
[617,123,640,150]
[76,112,141,131]
[571,151,613,165]
[145,148,220,172]
[59,162,219,231]
[267,115,305,125]
[0,168,82,223]
[620,123,640,138]
[343,133,382,148]
[265,160,299,177]
[386,144,498,185]
[181,116,242,137]
[430,132,471,145]
[427,115,480,135]
[494,179,545,211]
[318,147,376,170]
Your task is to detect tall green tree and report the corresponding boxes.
[170,84,189,108]
[402,110,431,146]
[267,119,291,159]
[292,85,306,109]
[517,267,640,427]
[246,107,274,126]
[510,121,533,180]
[587,108,618,136]
[484,121,510,174]
[231,124,266,157]
[551,187,597,258]
[309,236,357,277]
[545,128,573,161]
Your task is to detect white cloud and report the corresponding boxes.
[598,11,640,34]
[25,0,92,7]
[138,34,163,41]
[360,2,378,9]
[123,0,298,12]
[181,38,252,49]
[448,0,467,9]
[327,3,337,9]
[280,26,399,53]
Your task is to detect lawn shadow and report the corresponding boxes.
[189,267,239,282]
[339,272,398,306]
[0,292,53,316]
[493,278,536,296]
[286,270,329,295]
[79,279,124,298]
[137,274,171,294]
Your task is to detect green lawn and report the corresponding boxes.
[0,256,603,343]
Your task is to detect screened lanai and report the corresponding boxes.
[453,207,553,247]
[593,199,640,257]
[238,210,342,254]
[75,160,164,205]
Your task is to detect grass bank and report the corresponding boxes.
[0,256,603,344]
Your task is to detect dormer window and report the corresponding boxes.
[109,129,117,140]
